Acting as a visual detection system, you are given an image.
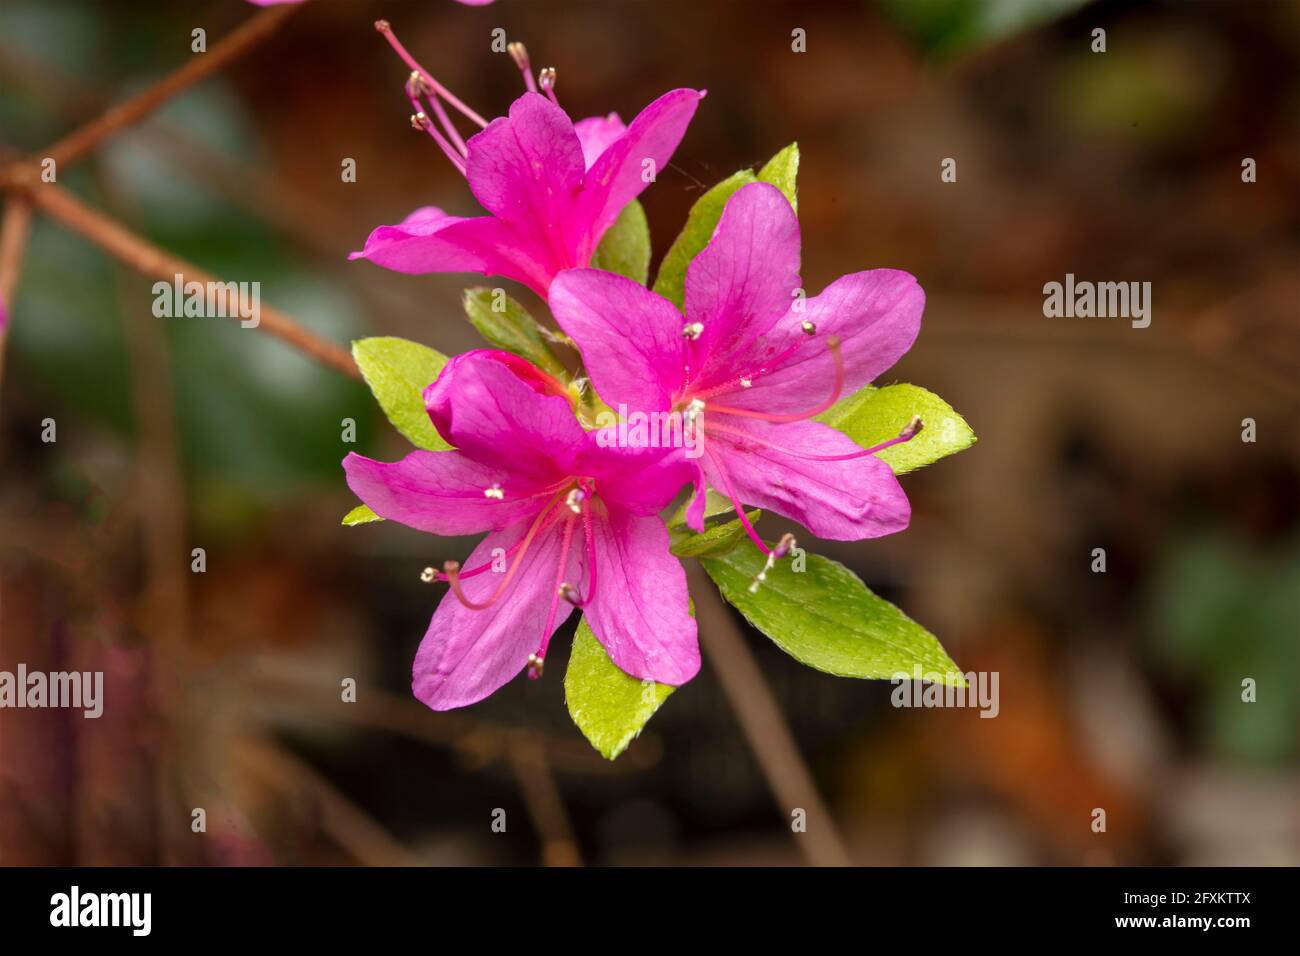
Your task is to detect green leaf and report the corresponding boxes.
[462,287,569,380]
[352,337,450,450]
[565,616,675,760]
[670,511,762,559]
[590,199,651,286]
[701,544,965,685]
[342,503,383,526]
[758,142,799,211]
[817,383,976,475]
[652,144,800,310]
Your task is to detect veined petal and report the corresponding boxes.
[343,450,548,535]
[424,350,587,481]
[682,182,801,391]
[413,521,576,711]
[584,510,700,686]
[574,113,626,170]
[550,268,686,412]
[705,418,910,541]
[578,88,705,257]
[465,92,586,261]
[349,206,556,298]
[577,442,698,517]
[732,269,924,416]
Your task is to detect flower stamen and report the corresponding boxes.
[703,335,843,424]
[508,42,539,94]
[749,532,797,593]
[441,491,565,609]
[375,20,489,128]
[538,67,559,107]
[704,445,770,556]
[529,496,581,678]
[706,414,925,463]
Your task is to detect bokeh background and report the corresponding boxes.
[1,0,1296,866]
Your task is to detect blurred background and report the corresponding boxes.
[0,0,1296,866]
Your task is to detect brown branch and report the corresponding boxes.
[0,198,32,388]
[40,5,301,172]
[235,737,420,867]
[691,570,853,866]
[20,183,359,379]
[247,671,659,776]
[507,733,583,866]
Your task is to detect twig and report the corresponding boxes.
[691,569,853,866]
[236,736,420,867]
[0,198,32,391]
[19,184,359,379]
[506,733,583,866]
[40,5,301,172]
[247,671,659,776]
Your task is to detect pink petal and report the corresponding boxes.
[683,182,801,390]
[729,269,924,417]
[573,113,627,170]
[578,88,705,257]
[575,442,698,517]
[413,522,575,711]
[349,206,555,298]
[343,450,549,536]
[549,268,686,412]
[465,92,587,254]
[584,510,700,686]
[424,350,588,480]
[704,418,910,540]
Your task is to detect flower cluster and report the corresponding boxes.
[341,22,971,753]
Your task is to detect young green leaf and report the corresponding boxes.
[462,288,568,380]
[351,337,450,451]
[816,383,976,475]
[757,142,799,211]
[701,544,966,685]
[565,616,675,760]
[342,503,383,526]
[590,199,651,286]
[652,143,800,310]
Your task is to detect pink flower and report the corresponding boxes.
[549,181,925,553]
[350,23,704,297]
[343,350,700,710]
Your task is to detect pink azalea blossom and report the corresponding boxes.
[549,181,925,558]
[343,350,700,710]
[350,22,704,297]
